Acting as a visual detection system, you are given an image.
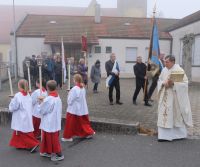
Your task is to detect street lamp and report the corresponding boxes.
[12,0,17,79]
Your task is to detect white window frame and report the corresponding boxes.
[192,35,200,66]
[106,46,112,53]
[125,47,138,63]
[179,40,183,65]
[94,46,101,53]
[145,47,149,63]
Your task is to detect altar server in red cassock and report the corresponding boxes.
[31,79,47,138]
[62,74,95,142]
[9,79,39,153]
[39,80,64,161]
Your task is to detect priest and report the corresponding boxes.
[157,55,193,141]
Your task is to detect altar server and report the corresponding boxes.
[9,79,39,153]
[62,74,95,142]
[31,79,47,138]
[39,80,64,161]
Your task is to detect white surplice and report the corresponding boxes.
[67,86,89,116]
[157,64,193,141]
[9,92,34,133]
[39,96,62,132]
[31,89,47,118]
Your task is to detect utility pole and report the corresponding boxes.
[13,0,17,79]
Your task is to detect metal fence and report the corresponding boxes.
[0,62,15,90]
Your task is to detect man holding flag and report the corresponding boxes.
[144,17,164,105]
[105,53,123,105]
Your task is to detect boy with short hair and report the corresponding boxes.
[39,80,64,161]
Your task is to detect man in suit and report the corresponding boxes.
[133,56,151,106]
[105,53,123,105]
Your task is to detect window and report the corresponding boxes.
[180,36,200,66]
[94,46,101,53]
[106,46,112,53]
[179,40,183,65]
[193,35,200,66]
[145,47,149,62]
[125,47,137,63]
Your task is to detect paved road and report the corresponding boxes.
[1,126,200,167]
[1,79,200,137]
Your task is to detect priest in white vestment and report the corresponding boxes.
[157,55,193,141]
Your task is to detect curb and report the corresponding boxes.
[62,116,139,135]
[0,109,139,135]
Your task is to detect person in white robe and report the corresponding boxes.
[31,79,47,138]
[39,80,64,161]
[62,74,95,142]
[9,79,39,152]
[157,55,193,141]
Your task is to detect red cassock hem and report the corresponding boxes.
[63,112,95,139]
[40,131,61,154]
[33,116,41,138]
[9,131,39,149]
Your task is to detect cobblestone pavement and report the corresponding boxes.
[1,78,200,138]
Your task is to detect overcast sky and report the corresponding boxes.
[0,0,199,18]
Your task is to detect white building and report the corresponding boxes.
[168,10,200,82]
[12,14,177,78]
[0,0,147,62]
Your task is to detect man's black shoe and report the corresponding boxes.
[157,139,171,142]
[144,102,152,107]
[116,101,123,105]
[133,101,137,105]
[110,102,114,105]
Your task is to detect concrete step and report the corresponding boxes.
[0,109,139,135]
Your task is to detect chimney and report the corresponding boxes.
[95,3,101,23]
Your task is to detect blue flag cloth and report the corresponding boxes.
[151,20,163,71]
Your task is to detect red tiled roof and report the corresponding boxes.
[0,5,86,43]
[16,15,179,44]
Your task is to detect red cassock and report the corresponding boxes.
[9,131,39,149]
[40,131,61,154]
[63,112,95,139]
[32,116,41,138]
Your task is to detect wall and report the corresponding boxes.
[88,38,171,78]
[15,37,171,79]
[0,44,10,62]
[170,20,200,81]
[16,37,52,77]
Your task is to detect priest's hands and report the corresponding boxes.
[163,79,174,88]
[168,79,174,87]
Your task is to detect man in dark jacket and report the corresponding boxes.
[22,57,29,80]
[105,53,122,105]
[133,56,151,106]
[30,55,37,87]
[54,56,62,89]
